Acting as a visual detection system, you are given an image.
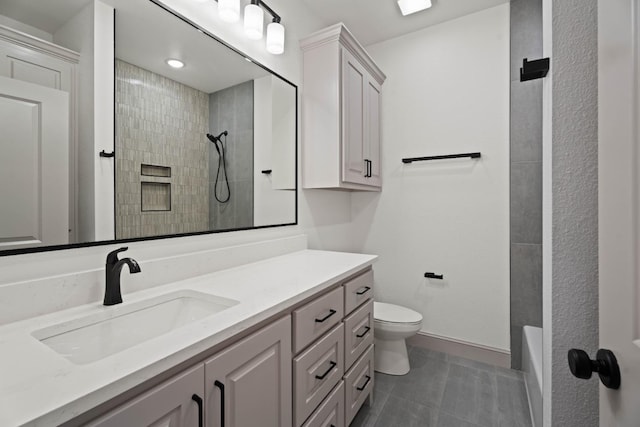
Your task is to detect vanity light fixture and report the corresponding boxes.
[244,0,264,40]
[218,0,240,22]
[166,58,185,68]
[266,21,285,54]
[214,0,285,55]
[397,0,432,16]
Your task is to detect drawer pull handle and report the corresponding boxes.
[214,380,225,427]
[356,375,371,391]
[315,361,337,380]
[356,326,371,338]
[315,309,337,323]
[356,286,371,295]
[191,394,203,427]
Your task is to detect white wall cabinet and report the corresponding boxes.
[301,23,385,191]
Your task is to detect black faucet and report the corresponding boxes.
[104,247,141,306]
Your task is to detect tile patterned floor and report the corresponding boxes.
[351,346,532,427]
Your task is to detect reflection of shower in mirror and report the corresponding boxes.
[207,131,231,203]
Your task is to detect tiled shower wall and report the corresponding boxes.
[510,0,543,369]
[115,60,210,239]
[209,81,254,230]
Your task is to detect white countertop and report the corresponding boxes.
[0,249,376,427]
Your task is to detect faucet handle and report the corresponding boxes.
[106,247,129,265]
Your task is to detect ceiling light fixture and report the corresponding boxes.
[166,59,185,69]
[397,0,432,16]
[218,0,240,22]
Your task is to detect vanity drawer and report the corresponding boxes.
[343,269,373,315]
[343,299,373,370]
[294,324,344,427]
[294,286,344,353]
[301,381,345,427]
[344,344,374,426]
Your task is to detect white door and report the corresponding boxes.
[598,0,640,424]
[0,76,69,250]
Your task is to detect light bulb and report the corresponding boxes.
[397,0,432,16]
[166,59,185,69]
[244,3,264,40]
[218,0,240,23]
[266,22,285,55]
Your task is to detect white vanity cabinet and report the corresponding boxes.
[86,317,291,427]
[86,364,204,427]
[205,316,292,427]
[301,23,386,191]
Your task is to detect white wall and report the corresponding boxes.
[54,0,115,243]
[253,75,296,227]
[351,5,510,351]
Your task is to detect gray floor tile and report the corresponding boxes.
[391,355,450,407]
[495,365,525,382]
[496,375,532,427]
[437,411,481,427]
[374,395,438,427]
[374,372,398,395]
[448,355,496,374]
[440,364,498,427]
[409,346,448,369]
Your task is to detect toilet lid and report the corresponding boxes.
[374,302,423,324]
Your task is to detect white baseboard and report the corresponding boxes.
[407,331,511,368]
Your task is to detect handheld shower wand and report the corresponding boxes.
[207,131,231,203]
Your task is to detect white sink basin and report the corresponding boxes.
[32,290,239,365]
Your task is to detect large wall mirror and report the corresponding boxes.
[0,0,297,255]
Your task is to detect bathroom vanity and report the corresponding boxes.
[0,250,376,427]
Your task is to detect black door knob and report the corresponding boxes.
[568,348,621,389]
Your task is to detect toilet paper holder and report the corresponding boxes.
[424,272,444,280]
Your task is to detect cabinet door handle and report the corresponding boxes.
[315,360,337,380]
[214,380,225,427]
[356,286,371,295]
[368,160,372,177]
[191,394,203,427]
[356,375,371,391]
[315,309,337,323]
[356,326,371,338]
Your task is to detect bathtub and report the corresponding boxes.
[522,326,542,427]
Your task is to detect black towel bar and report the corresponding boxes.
[402,152,481,164]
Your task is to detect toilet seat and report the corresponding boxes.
[374,302,422,325]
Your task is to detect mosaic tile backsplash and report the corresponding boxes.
[115,60,210,239]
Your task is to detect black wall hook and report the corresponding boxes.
[99,150,115,158]
[520,58,550,82]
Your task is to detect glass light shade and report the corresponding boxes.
[397,0,432,16]
[244,4,264,40]
[218,0,240,22]
[266,22,285,55]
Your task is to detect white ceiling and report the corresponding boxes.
[303,0,510,46]
[0,0,93,34]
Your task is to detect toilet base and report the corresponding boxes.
[374,337,410,375]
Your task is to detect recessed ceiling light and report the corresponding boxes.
[166,59,185,69]
[397,0,432,16]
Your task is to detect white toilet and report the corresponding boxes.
[373,302,423,375]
